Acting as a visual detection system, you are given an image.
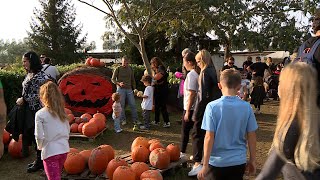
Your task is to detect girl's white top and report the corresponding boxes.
[35,108,70,160]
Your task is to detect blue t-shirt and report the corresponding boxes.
[201,96,258,167]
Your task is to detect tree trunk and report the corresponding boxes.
[139,37,152,75]
[224,42,231,62]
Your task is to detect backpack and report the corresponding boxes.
[42,64,57,84]
[294,38,320,66]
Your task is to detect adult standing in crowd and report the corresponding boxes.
[266,57,276,72]
[150,57,171,128]
[298,9,320,106]
[111,56,139,126]
[247,56,270,79]
[256,63,320,180]
[221,56,239,71]
[16,51,49,173]
[243,56,253,70]
[0,80,7,159]
[180,52,200,158]
[181,48,191,77]
[41,56,60,81]
[188,49,222,176]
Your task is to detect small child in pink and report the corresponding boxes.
[35,81,70,180]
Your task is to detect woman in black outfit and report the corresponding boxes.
[256,63,320,180]
[188,50,222,176]
[150,57,170,128]
[16,51,49,173]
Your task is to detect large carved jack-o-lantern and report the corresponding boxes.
[59,67,115,115]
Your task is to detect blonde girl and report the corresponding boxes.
[35,81,70,180]
[257,62,320,179]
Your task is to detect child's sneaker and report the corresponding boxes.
[116,129,123,133]
[180,152,186,159]
[254,109,261,114]
[151,121,160,126]
[139,125,149,130]
[163,122,170,128]
[121,120,127,125]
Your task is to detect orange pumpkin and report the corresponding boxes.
[68,114,75,124]
[79,149,92,163]
[8,135,23,158]
[70,123,79,133]
[69,148,79,153]
[166,143,180,162]
[64,108,72,114]
[90,118,105,132]
[149,148,170,169]
[106,157,128,180]
[82,122,98,137]
[88,145,114,175]
[3,129,10,144]
[74,117,83,124]
[99,144,115,162]
[113,166,135,180]
[131,162,149,180]
[131,137,149,151]
[81,113,92,122]
[140,170,163,180]
[90,58,101,67]
[93,112,106,121]
[78,123,85,133]
[148,139,160,145]
[85,57,92,66]
[131,145,149,163]
[149,142,164,152]
[64,152,86,174]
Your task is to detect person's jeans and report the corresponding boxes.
[117,88,138,123]
[112,113,121,132]
[142,110,151,129]
[43,153,67,180]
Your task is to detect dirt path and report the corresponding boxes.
[0,100,279,180]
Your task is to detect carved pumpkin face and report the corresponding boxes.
[59,73,113,115]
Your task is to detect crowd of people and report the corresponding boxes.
[1,9,320,180]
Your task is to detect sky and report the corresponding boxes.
[0,0,108,51]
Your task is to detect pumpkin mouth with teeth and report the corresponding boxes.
[58,67,115,115]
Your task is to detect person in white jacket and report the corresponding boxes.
[35,81,70,180]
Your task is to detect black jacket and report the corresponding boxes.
[192,65,222,121]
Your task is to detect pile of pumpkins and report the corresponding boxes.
[85,57,105,67]
[65,108,106,137]
[131,137,180,170]
[64,144,164,180]
[2,129,24,158]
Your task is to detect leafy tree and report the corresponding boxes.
[0,39,30,64]
[28,0,86,65]
[78,0,192,75]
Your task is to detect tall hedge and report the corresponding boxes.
[0,63,146,113]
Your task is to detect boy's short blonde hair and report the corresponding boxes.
[220,69,241,89]
[112,92,121,101]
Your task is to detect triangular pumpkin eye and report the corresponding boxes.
[66,81,75,85]
[91,82,101,86]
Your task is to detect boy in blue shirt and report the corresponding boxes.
[198,69,258,180]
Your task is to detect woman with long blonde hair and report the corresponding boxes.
[188,49,222,176]
[35,81,70,180]
[257,62,320,179]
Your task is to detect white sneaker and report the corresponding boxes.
[121,120,127,125]
[163,122,170,128]
[151,121,160,126]
[188,164,203,176]
[116,129,123,133]
[180,152,186,159]
[254,109,261,114]
[189,155,194,160]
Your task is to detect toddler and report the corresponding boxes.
[139,75,154,130]
[112,92,122,133]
